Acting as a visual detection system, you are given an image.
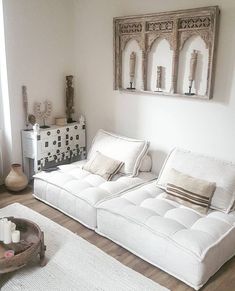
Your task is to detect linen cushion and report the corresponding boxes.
[157,148,235,213]
[88,129,149,176]
[83,151,123,181]
[164,168,216,214]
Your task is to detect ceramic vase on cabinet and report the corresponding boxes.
[5,164,28,192]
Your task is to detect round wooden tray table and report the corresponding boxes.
[0,217,46,274]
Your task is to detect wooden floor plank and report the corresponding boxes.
[0,185,235,291]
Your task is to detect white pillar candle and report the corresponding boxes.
[0,218,8,241]
[4,221,12,244]
[12,230,20,243]
[11,222,16,232]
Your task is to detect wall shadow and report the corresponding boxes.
[148,149,168,176]
[212,6,235,104]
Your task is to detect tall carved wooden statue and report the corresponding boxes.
[66,75,75,123]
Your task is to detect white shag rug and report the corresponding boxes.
[0,203,169,291]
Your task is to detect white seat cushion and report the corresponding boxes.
[33,160,155,229]
[97,181,235,290]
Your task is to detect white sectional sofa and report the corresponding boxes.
[33,130,155,229]
[97,148,235,290]
[33,130,235,290]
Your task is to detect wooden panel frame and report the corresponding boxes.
[113,6,220,99]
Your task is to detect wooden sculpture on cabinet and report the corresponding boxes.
[34,101,52,129]
[66,75,75,123]
[22,86,36,130]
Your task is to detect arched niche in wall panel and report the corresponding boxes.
[177,35,209,96]
[147,38,173,92]
[122,39,142,90]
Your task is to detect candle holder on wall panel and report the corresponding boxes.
[185,50,198,96]
[155,66,163,92]
[127,52,136,90]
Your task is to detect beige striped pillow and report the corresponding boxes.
[164,168,216,214]
[83,151,124,181]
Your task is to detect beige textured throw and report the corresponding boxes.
[164,168,216,214]
[83,151,124,180]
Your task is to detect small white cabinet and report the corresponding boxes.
[21,118,86,179]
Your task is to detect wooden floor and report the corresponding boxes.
[0,185,235,291]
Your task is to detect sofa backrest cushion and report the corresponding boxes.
[157,148,235,213]
[88,130,149,176]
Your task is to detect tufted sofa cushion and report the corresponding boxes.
[33,160,155,229]
[97,181,235,289]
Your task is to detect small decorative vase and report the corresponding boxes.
[5,164,28,192]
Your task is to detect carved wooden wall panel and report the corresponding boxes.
[113,6,220,99]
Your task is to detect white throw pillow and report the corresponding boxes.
[88,130,149,176]
[157,148,235,213]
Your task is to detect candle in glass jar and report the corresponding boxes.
[12,230,20,243]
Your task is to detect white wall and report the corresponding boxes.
[74,0,235,174]
[2,0,235,176]
[2,0,76,170]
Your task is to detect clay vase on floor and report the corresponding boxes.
[5,164,28,192]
